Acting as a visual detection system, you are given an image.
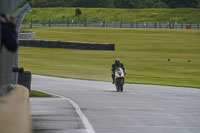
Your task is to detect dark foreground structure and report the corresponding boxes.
[0,1,32,133]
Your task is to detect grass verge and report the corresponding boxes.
[30,90,52,97]
[19,27,200,88]
[23,8,200,24]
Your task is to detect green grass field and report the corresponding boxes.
[19,27,200,88]
[23,8,200,24]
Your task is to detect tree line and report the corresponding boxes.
[27,0,200,8]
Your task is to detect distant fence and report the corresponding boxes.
[19,40,115,50]
[23,22,200,29]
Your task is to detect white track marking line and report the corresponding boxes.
[36,90,96,133]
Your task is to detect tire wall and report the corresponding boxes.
[19,40,115,51]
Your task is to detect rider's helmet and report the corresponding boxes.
[115,58,120,64]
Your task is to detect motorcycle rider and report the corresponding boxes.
[111,58,126,84]
[0,14,18,52]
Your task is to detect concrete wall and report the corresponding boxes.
[19,40,115,50]
[19,32,35,40]
[0,85,32,133]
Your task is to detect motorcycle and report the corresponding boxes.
[114,67,125,92]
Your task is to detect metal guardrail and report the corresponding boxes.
[15,3,31,32]
[12,3,31,84]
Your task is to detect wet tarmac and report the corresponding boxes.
[30,98,87,133]
[31,75,200,133]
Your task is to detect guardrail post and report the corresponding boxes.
[103,20,105,27]
[155,21,157,28]
[136,21,138,28]
[67,18,69,27]
[84,18,88,27]
[130,22,133,28]
[49,19,51,27]
[120,20,122,28]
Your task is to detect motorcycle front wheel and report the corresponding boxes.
[116,78,124,92]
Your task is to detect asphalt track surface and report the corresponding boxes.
[31,75,200,133]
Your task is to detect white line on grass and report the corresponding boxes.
[37,90,96,133]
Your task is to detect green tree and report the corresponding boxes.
[152,0,168,8]
[28,0,199,8]
[75,8,82,17]
[98,0,114,8]
[198,0,200,7]
[161,0,199,8]
[31,0,65,7]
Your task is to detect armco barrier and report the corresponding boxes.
[19,40,115,51]
[41,40,50,48]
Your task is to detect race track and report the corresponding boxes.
[31,75,200,133]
